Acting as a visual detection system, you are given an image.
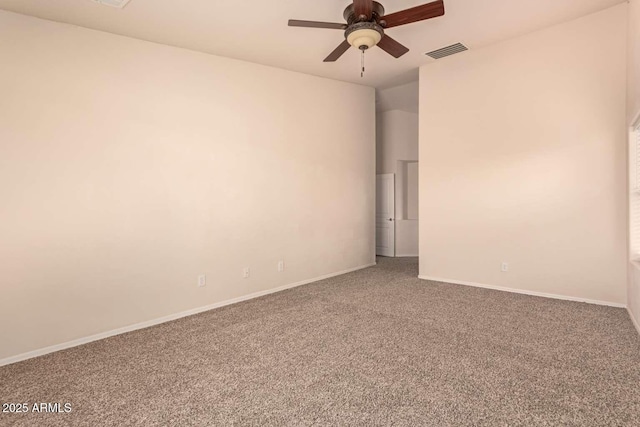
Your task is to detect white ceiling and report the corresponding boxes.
[0,0,625,88]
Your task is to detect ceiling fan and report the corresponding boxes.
[288,0,445,63]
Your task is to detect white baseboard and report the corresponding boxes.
[628,308,640,335]
[0,262,376,368]
[418,275,626,308]
[395,253,419,257]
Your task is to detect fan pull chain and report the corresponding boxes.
[361,48,365,78]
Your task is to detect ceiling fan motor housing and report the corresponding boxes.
[345,22,384,50]
[343,1,385,24]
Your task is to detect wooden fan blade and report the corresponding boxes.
[380,0,445,29]
[377,35,409,58]
[353,0,374,20]
[288,20,348,30]
[324,40,351,62]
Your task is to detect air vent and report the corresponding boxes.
[425,43,468,60]
[90,0,132,8]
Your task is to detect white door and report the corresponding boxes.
[376,174,395,257]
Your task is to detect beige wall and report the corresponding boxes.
[396,220,419,257]
[0,11,375,361]
[396,162,419,257]
[419,5,628,304]
[628,0,640,326]
[406,162,419,220]
[629,0,640,126]
[376,109,419,256]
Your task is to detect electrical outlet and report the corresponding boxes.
[501,262,509,272]
[243,267,250,278]
[278,261,284,272]
[197,274,206,287]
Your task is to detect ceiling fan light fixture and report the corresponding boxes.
[347,28,382,49]
[345,22,384,50]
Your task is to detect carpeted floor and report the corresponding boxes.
[1,257,640,426]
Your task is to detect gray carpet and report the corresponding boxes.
[1,257,640,426]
